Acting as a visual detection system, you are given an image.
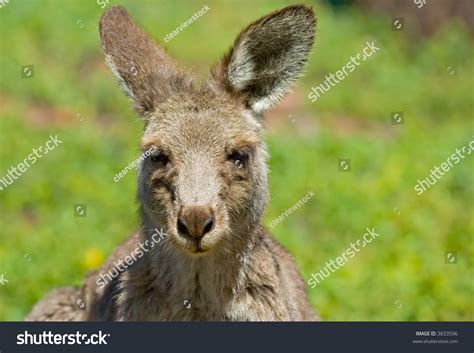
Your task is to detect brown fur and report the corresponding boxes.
[27,4,318,321]
[26,287,84,321]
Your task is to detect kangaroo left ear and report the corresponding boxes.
[210,5,316,114]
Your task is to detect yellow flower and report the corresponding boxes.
[83,248,104,270]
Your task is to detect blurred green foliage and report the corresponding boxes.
[0,0,472,321]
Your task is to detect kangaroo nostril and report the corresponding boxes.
[202,215,214,235]
[177,218,189,236]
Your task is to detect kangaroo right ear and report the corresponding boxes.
[99,6,193,117]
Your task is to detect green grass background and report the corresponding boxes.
[0,0,472,321]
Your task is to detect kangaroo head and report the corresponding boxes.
[99,5,315,256]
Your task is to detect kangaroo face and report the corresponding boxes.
[99,5,315,255]
[138,95,267,255]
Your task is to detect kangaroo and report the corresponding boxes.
[26,4,317,321]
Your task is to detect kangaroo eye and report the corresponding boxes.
[228,150,249,169]
[150,153,169,167]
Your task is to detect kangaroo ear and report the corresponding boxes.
[99,6,193,117]
[211,5,316,114]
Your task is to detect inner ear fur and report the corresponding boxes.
[210,5,316,114]
[99,5,194,117]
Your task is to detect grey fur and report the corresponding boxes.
[26,4,318,322]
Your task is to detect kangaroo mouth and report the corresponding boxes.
[193,239,208,254]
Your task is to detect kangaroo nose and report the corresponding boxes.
[177,206,215,239]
